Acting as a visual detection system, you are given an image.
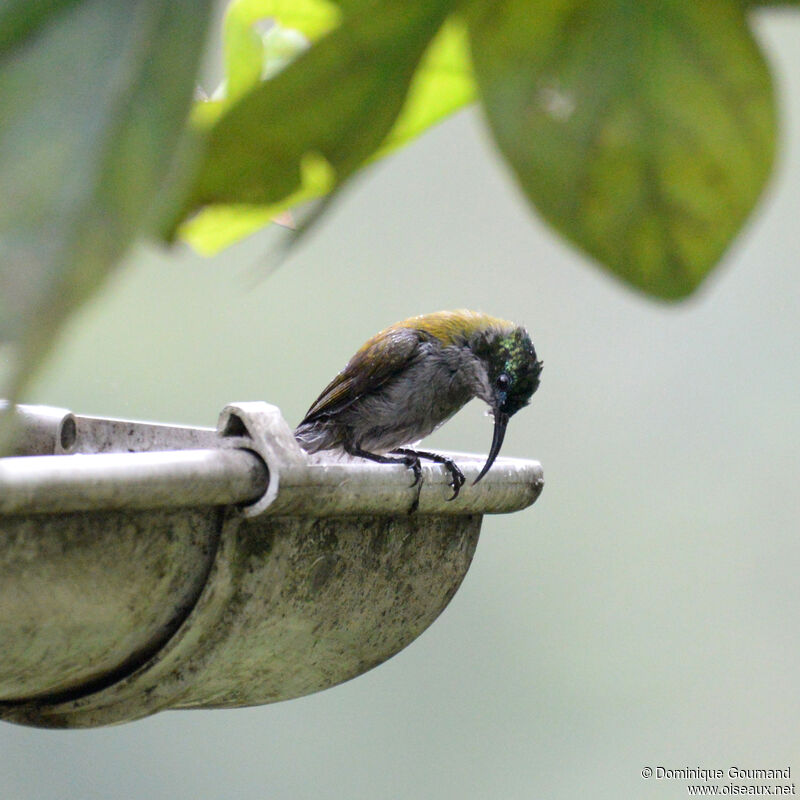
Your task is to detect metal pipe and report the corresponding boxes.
[0,449,268,514]
[1,402,77,455]
[271,456,544,516]
[0,449,542,517]
[0,403,543,517]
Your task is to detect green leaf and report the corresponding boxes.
[221,0,340,104]
[179,14,475,255]
[228,0,341,44]
[378,18,476,157]
[190,2,452,209]
[468,0,776,300]
[0,1,80,53]
[188,0,459,211]
[0,0,213,414]
[179,154,335,256]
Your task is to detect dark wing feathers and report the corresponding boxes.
[300,327,422,423]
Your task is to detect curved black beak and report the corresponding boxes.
[473,411,509,485]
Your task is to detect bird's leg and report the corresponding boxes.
[391,448,465,500]
[344,444,422,487]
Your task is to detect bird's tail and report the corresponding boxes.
[294,421,337,454]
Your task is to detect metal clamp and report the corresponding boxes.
[218,402,307,517]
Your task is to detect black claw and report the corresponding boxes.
[442,458,465,501]
[405,456,422,487]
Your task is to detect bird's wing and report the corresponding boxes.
[300,326,423,423]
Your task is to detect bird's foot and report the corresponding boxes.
[391,448,465,500]
[398,453,422,487]
[345,445,421,488]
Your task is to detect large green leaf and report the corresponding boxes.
[468,0,776,299]
[180,13,475,255]
[0,0,212,420]
[181,0,465,234]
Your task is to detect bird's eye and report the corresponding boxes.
[496,373,510,390]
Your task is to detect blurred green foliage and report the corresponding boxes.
[181,4,475,254]
[0,0,792,435]
[181,0,778,302]
[468,0,776,299]
[0,0,213,414]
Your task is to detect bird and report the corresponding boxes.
[294,310,542,499]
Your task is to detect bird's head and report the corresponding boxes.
[469,324,543,483]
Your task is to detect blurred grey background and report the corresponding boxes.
[2,10,798,800]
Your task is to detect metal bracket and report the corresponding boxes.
[217,402,307,517]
